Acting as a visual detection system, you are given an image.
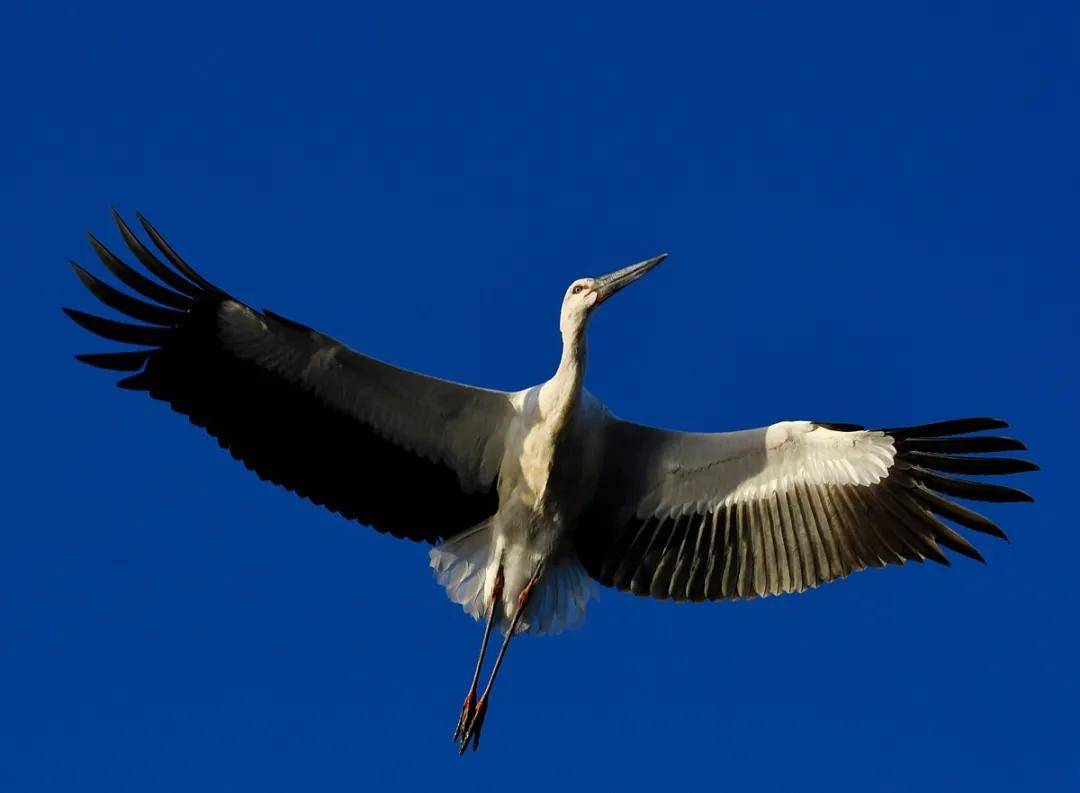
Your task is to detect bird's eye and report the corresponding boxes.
[572,285,584,295]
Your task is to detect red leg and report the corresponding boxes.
[458,563,544,754]
[452,565,503,743]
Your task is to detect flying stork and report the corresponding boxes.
[65,212,1036,753]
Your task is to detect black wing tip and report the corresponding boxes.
[70,211,226,319]
[66,215,217,358]
[85,229,107,251]
[997,458,1038,474]
[964,417,1008,431]
[911,467,1036,504]
[885,417,1032,457]
[135,211,163,236]
[63,306,170,346]
[905,451,1040,476]
[74,350,150,372]
[111,207,140,238]
[132,211,219,293]
[948,417,1008,433]
[881,416,1034,564]
[881,417,1011,439]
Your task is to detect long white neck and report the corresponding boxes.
[539,314,588,423]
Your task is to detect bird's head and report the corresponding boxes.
[560,253,667,334]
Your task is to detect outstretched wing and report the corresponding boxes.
[576,417,1036,600]
[65,211,516,542]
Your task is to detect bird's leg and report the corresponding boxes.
[458,562,544,754]
[452,564,503,743]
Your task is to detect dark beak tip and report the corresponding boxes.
[643,253,668,270]
[593,252,669,304]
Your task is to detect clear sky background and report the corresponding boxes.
[3,2,1077,790]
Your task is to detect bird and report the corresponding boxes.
[65,211,1037,754]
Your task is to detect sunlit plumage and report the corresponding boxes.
[66,212,1037,753]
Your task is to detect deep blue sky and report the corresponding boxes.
[4,1,1077,790]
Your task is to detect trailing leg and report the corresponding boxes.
[452,564,503,742]
[457,562,544,754]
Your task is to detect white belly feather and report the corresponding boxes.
[428,386,599,635]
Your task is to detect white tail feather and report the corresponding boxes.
[520,558,595,636]
[429,523,494,623]
[429,525,595,636]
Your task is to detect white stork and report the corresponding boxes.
[66,212,1036,753]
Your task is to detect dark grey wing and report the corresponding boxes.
[65,212,516,543]
[576,417,1036,601]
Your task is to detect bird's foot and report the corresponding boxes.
[452,688,476,743]
[457,693,489,754]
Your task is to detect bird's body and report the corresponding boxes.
[66,212,1037,753]
[435,382,607,635]
[447,293,605,634]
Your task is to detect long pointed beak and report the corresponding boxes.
[593,253,668,305]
